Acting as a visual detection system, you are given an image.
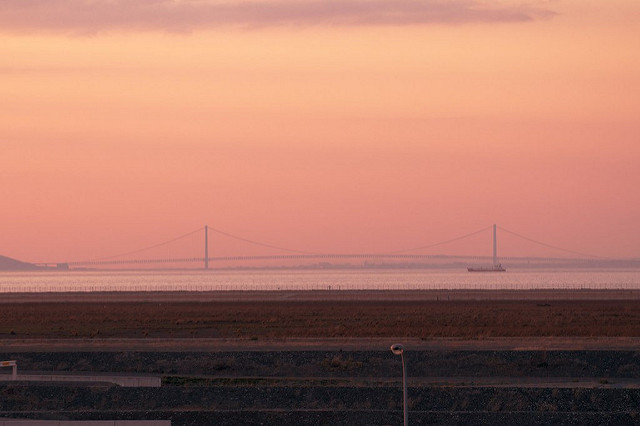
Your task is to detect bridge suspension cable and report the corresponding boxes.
[65,223,610,266]
[497,226,608,259]
[383,225,493,254]
[206,225,320,255]
[72,226,204,264]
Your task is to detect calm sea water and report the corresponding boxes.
[1,269,640,292]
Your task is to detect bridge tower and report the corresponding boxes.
[493,224,497,267]
[204,225,209,270]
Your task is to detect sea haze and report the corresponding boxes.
[1,269,639,293]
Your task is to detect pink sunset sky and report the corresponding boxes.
[1,0,639,263]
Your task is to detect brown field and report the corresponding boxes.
[2,290,640,341]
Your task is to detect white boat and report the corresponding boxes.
[468,264,506,272]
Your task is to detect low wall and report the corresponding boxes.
[0,374,160,387]
[0,421,169,425]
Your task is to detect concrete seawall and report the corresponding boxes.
[0,373,160,387]
[0,421,169,425]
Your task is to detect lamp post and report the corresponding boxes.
[391,343,408,426]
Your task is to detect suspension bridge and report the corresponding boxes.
[38,224,615,270]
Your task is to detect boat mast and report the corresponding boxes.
[493,224,497,267]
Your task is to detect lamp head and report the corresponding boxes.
[390,343,404,355]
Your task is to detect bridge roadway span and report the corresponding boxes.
[68,253,592,266]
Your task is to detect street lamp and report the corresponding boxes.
[391,343,408,426]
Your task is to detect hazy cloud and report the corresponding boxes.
[0,0,556,34]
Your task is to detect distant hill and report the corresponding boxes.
[0,255,38,270]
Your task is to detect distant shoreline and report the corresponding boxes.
[3,289,640,303]
[3,261,640,272]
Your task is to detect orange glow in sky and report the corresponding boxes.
[1,0,639,263]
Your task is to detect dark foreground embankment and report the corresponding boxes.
[2,385,640,425]
[4,350,640,378]
[3,350,640,425]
